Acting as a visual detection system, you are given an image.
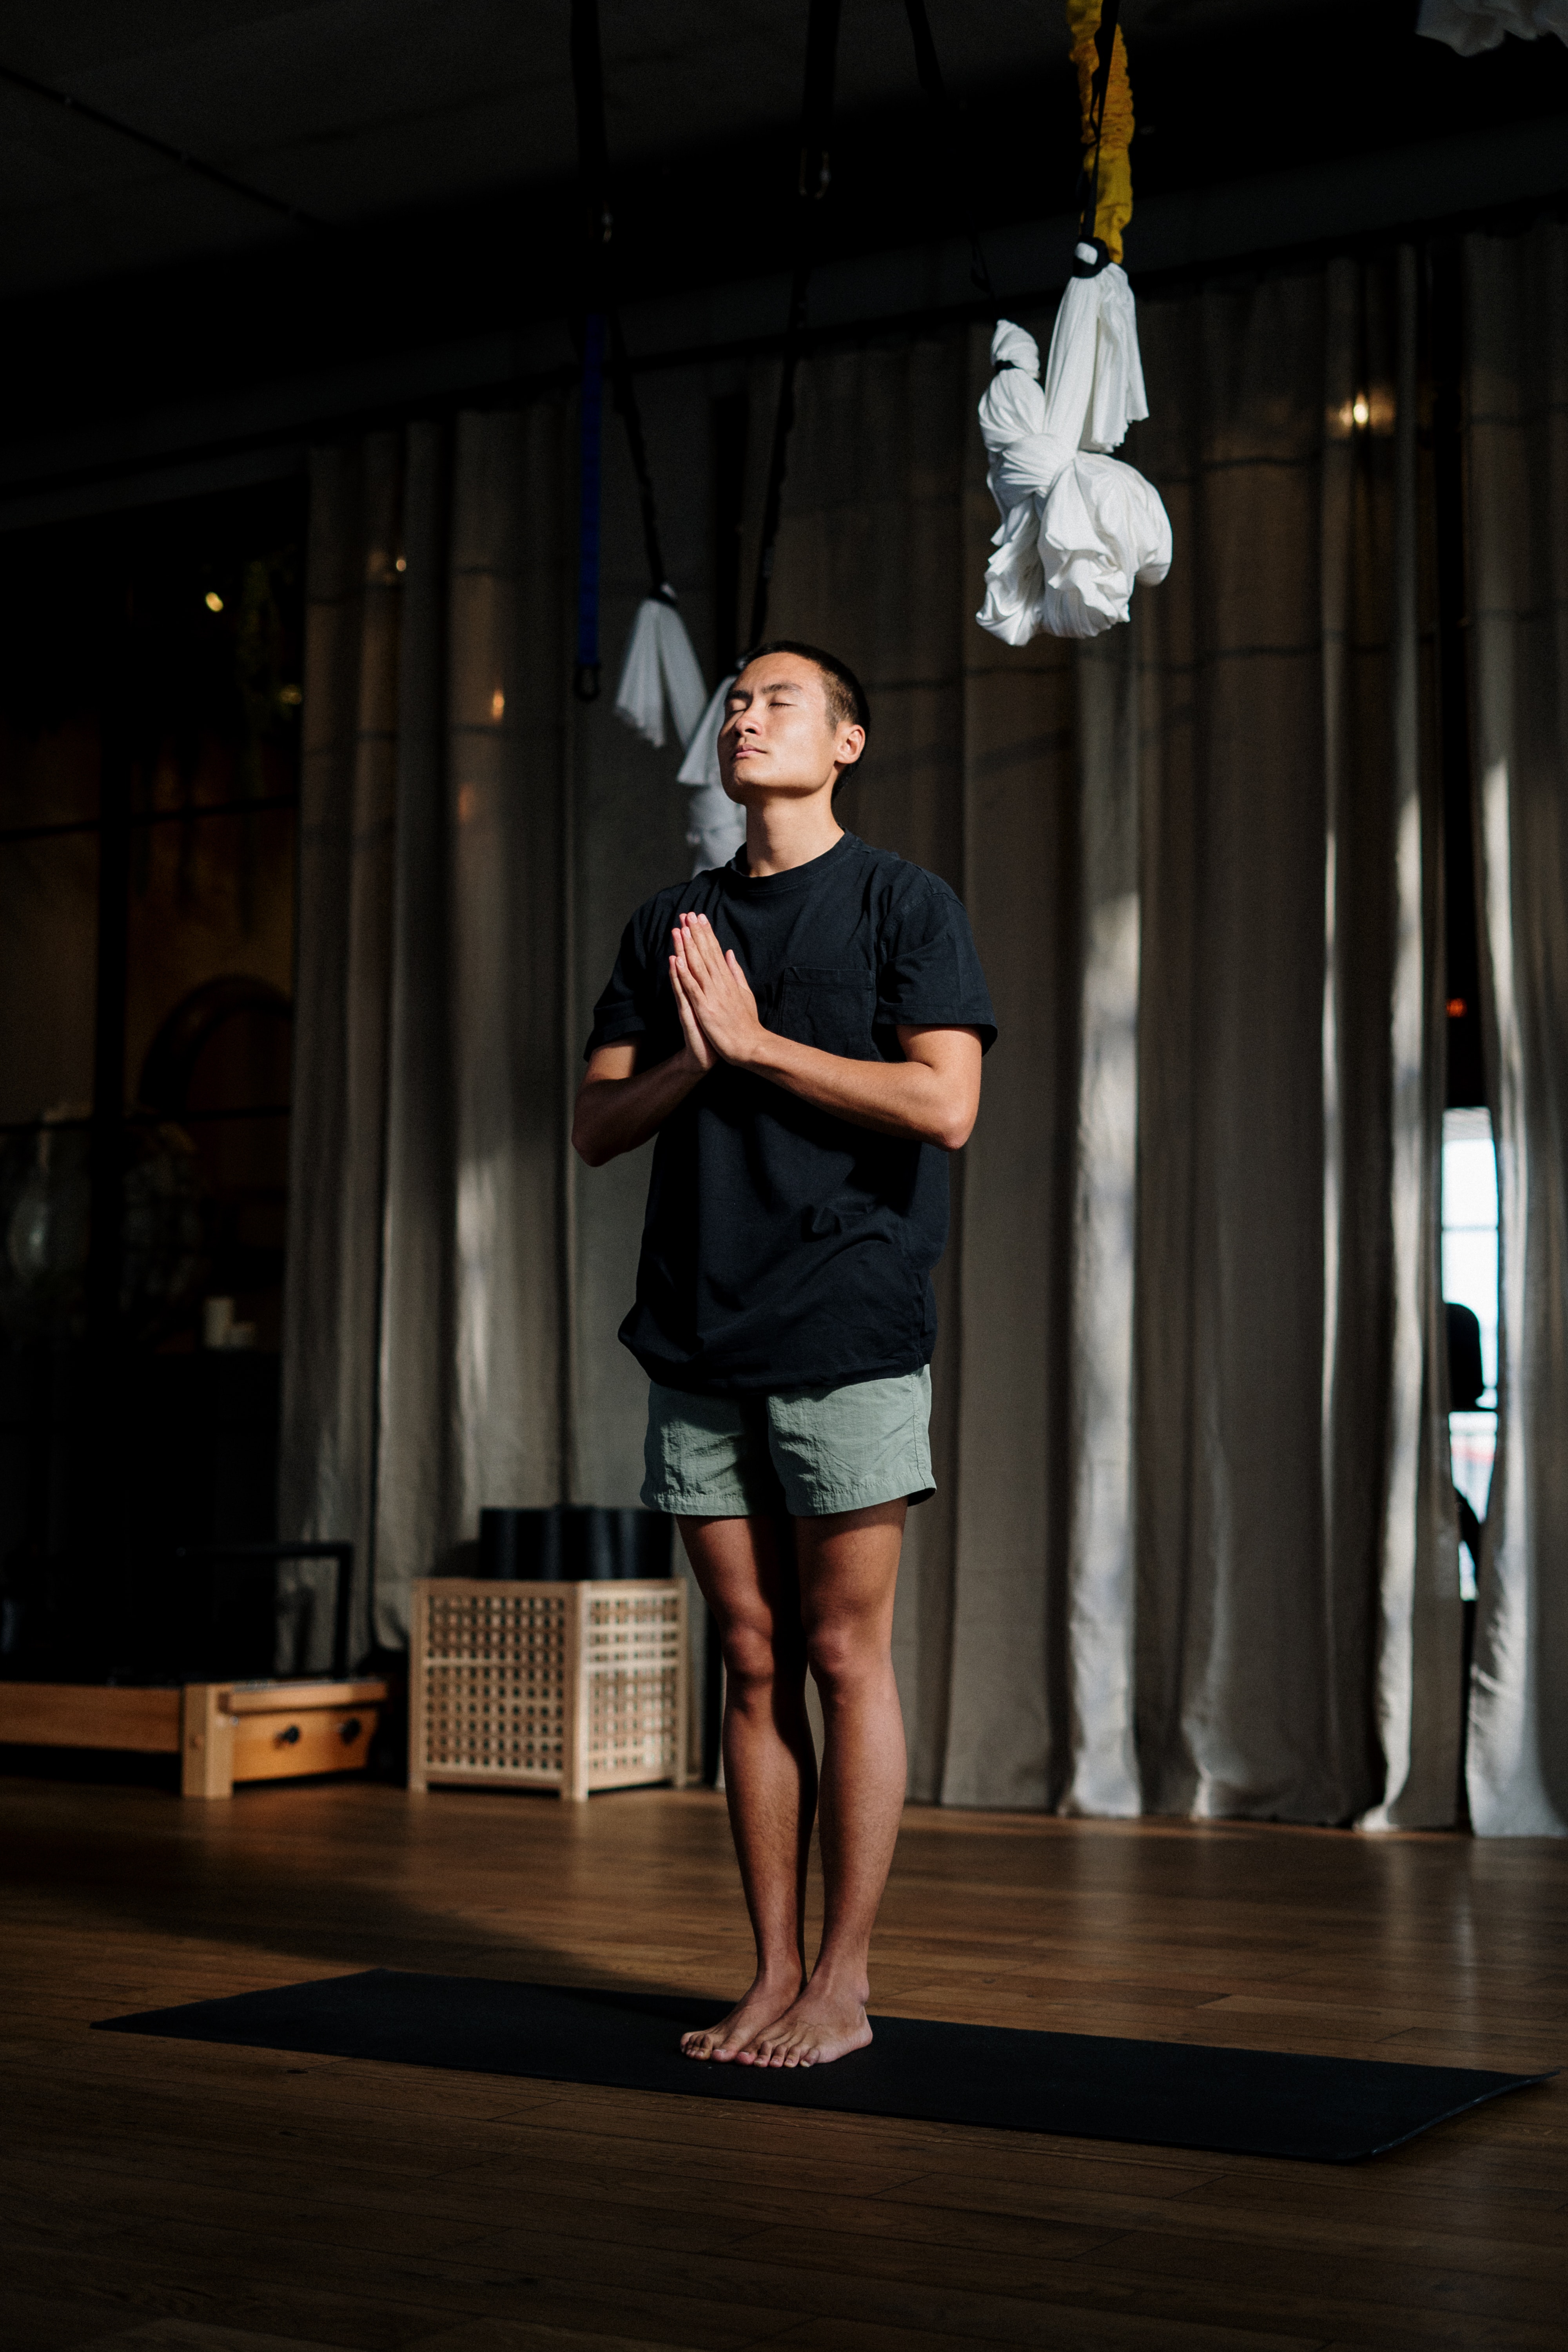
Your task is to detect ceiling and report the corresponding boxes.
[0,0,1450,299]
[0,0,1563,495]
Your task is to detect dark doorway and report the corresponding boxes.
[0,476,306,1680]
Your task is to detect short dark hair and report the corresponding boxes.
[741,640,869,783]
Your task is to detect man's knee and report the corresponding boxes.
[804,1617,888,1700]
[721,1618,800,1697]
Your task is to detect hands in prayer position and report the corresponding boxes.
[669,912,762,1071]
[670,910,981,1151]
[573,912,981,1168]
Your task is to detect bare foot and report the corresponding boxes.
[680,1968,803,2063]
[740,1975,873,2068]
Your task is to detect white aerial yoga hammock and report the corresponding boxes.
[613,602,741,873]
[676,672,746,871]
[1416,0,1568,50]
[976,263,1171,646]
[974,2,1169,645]
[612,595,709,750]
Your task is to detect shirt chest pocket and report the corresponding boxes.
[776,964,876,1057]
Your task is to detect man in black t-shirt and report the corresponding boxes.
[574,642,995,2069]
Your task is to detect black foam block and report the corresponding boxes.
[94,1969,1552,2164]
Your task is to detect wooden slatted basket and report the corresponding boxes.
[408,1577,689,1801]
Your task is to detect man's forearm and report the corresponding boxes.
[572,1051,704,1165]
[742,1032,972,1152]
[668,910,978,1151]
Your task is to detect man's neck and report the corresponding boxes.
[742,792,844,878]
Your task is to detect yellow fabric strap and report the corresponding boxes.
[1066,0,1133,263]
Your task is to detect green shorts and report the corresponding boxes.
[642,1367,935,1520]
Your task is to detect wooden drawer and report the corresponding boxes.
[231,1705,378,1783]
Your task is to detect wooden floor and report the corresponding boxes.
[3,1773,1566,2352]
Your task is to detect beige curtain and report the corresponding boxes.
[1127,258,1456,1828]
[763,255,1456,1824]
[1465,221,1568,1837]
[282,410,581,1655]
[283,381,722,1653]
[284,259,1466,1826]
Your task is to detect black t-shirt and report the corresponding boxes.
[585,831,996,1395]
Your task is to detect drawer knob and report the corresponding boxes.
[340,1717,363,1745]
[278,1724,301,1746]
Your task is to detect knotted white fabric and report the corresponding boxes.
[977,270,1172,646]
[616,598,739,869]
[1416,0,1568,52]
[676,670,745,871]
[612,595,709,749]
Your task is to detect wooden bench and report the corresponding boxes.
[0,1678,390,1798]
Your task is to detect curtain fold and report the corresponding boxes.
[1061,629,1142,1817]
[1465,221,1568,1837]
[281,433,405,1661]
[1358,254,1461,1834]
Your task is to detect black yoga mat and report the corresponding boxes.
[94,1969,1552,2164]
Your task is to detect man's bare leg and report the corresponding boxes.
[676,1513,817,2061]
[743,1499,906,2068]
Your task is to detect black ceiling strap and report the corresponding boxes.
[606,312,675,602]
[569,0,609,700]
[1076,0,1122,272]
[570,0,677,703]
[574,312,604,703]
[748,0,843,651]
[902,0,994,302]
[797,0,842,201]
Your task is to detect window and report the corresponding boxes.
[1441,1105,1497,1601]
